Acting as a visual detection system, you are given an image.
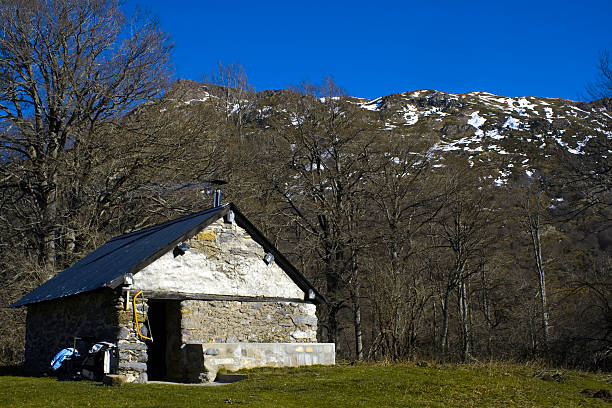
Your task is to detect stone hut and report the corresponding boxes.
[11,203,334,383]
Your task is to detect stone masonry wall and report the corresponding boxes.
[24,289,121,374]
[178,300,319,382]
[24,288,153,383]
[181,300,318,344]
[115,290,150,383]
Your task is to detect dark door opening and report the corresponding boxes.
[146,300,167,381]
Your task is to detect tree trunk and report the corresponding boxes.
[441,288,451,352]
[458,280,470,361]
[325,263,341,345]
[351,287,363,361]
[481,268,493,357]
[326,302,340,345]
[40,168,58,270]
[432,297,437,347]
[529,214,550,350]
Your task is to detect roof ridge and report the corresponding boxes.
[108,205,227,242]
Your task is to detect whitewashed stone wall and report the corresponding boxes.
[133,219,305,300]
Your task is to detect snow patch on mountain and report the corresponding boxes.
[403,104,419,125]
[468,111,486,128]
[503,117,521,129]
[486,129,504,140]
[361,97,383,111]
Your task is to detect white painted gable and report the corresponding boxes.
[132,219,304,299]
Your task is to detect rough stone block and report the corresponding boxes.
[116,327,130,340]
[291,330,310,339]
[117,311,132,324]
[118,341,147,351]
[293,315,317,326]
[229,248,250,256]
[119,362,147,371]
[102,374,127,386]
[204,348,219,355]
[197,230,216,242]
[203,360,218,382]
[218,234,235,244]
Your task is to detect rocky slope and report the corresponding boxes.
[167,79,611,189]
[353,89,611,184]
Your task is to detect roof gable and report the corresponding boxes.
[133,219,305,299]
[11,203,324,307]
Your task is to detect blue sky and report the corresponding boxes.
[125,0,612,101]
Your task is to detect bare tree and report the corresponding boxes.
[0,0,172,268]
[588,47,612,100]
[204,61,256,140]
[430,164,494,361]
[264,77,377,360]
[519,190,551,350]
[564,253,612,368]
[363,138,442,360]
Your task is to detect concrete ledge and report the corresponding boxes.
[193,342,335,373]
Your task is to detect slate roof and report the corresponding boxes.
[11,203,324,307]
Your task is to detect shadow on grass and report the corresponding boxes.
[0,364,49,378]
[0,365,25,376]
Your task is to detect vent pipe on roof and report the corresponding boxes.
[213,190,221,207]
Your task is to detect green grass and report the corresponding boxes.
[0,363,610,408]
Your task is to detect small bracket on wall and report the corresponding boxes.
[263,252,275,265]
[123,273,134,286]
[173,242,190,258]
[307,289,316,300]
[223,210,235,224]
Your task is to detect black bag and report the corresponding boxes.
[80,342,118,381]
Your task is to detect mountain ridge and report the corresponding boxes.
[163,79,610,192]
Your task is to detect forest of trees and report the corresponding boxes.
[1,0,610,370]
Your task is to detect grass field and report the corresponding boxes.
[0,363,610,407]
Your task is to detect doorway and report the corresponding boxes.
[146,300,181,381]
